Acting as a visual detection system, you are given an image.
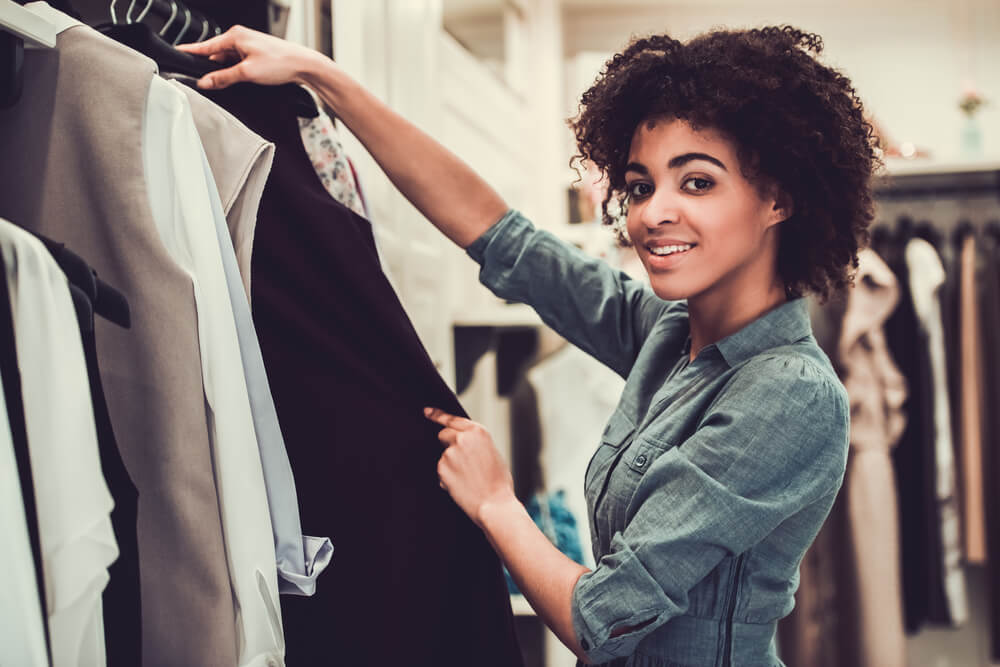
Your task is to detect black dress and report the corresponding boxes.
[199,82,524,667]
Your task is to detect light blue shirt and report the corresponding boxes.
[195,137,333,596]
[468,210,850,666]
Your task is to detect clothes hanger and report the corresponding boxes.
[170,4,191,45]
[28,232,131,328]
[952,219,975,248]
[158,0,177,37]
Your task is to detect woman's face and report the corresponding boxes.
[624,117,788,303]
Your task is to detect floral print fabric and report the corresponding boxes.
[299,111,368,219]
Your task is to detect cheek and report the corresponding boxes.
[624,208,643,242]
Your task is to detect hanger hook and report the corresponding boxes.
[159,1,178,37]
[135,0,155,23]
[171,7,192,46]
[196,12,210,42]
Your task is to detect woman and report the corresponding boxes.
[181,24,874,666]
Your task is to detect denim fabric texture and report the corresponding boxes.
[467,211,850,667]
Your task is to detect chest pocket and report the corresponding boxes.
[585,415,635,526]
[607,436,672,524]
[588,414,678,540]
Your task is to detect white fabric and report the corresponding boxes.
[144,77,283,666]
[0,217,117,667]
[905,237,968,626]
[0,330,48,667]
[528,344,625,569]
[178,82,334,596]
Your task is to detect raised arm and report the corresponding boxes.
[178,26,507,248]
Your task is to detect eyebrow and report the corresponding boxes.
[625,152,728,174]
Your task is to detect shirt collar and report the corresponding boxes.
[683,297,814,367]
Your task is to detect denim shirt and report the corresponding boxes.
[467,211,849,667]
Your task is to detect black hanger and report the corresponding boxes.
[97,21,223,78]
[32,234,131,329]
[68,284,95,334]
[985,219,1000,240]
[914,220,942,249]
[894,215,915,244]
[952,219,975,248]
[98,17,318,118]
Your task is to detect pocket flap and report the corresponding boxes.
[625,437,670,474]
[601,416,635,448]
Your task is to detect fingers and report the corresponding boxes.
[436,427,461,447]
[423,407,474,430]
[197,62,248,90]
[175,27,240,56]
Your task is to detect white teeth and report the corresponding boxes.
[649,244,693,256]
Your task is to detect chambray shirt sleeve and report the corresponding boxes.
[571,354,850,663]
[466,210,682,378]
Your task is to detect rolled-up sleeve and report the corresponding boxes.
[570,354,850,663]
[467,210,682,378]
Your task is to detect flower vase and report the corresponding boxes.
[961,115,984,159]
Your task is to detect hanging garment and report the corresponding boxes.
[873,224,949,632]
[0,217,118,666]
[0,6,236,665]
[175,80,334,597]
[145,75,284,666]
[298,110,368,218]
[34,232,141,667]
[197,80,524,667]
[297,105,397,287]
[172,80,274,296]
[905,236,967,626]
[835,247,908,666]
[979,226,1000,661]
[957,231,987,563]
[0,241,48,667]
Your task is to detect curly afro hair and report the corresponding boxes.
[570,26,880,301]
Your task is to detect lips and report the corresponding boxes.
[648,243,695,256]
[643,241,696,269]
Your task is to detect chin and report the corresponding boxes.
[648,281,694,302]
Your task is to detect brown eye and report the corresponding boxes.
[682,177,713,193]
[627,182,653,199]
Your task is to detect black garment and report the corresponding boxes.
[199,83,523,666]
[979,227,1000,660]
[873,224,949,632]
[0,251,52,664]
[79,304,141,667]
[36,235,141,666]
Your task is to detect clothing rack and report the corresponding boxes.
[0,0,56,107]
[874,163,1000,201]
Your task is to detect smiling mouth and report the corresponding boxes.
[647,243,696,256]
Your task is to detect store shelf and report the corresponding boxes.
[452,303,543,328]
[881,157,1000,177]
[510,593,536,616]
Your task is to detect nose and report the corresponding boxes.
[638,188,680,229]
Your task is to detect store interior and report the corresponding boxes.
[2,0,1000,665]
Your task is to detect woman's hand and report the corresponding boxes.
[176,25,327,90]
[424,407,517,527]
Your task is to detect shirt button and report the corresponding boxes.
[634,454,647,468]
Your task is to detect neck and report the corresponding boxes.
[686,270,788,361]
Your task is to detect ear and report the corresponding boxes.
[766,189,794,228]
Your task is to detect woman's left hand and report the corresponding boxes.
[424,407,516,527]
